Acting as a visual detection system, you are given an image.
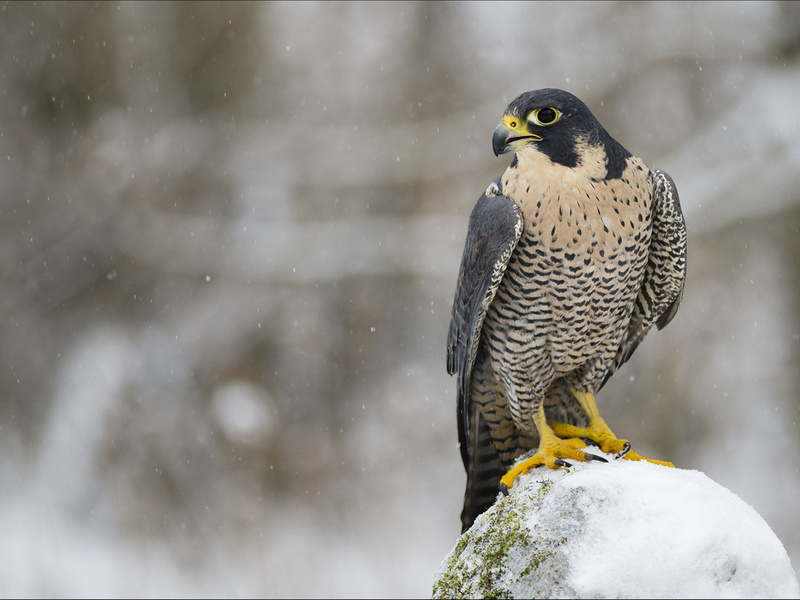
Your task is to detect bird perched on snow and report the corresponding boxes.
[446,88,687,533]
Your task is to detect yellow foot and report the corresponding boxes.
[549,421,674,468]
[549,421,628,455]
[623,449,674,467]
[499,436,591,492]
[499,414,611,492]
[499,391,674,494]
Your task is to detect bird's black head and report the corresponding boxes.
[492,88,631,180]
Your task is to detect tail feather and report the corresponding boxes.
[461,409,506,533]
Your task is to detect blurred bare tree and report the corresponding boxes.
[0,2,798,596]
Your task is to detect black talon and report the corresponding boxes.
[499,483,509,496]
[554,458,572,468]
[584,452,608,463]
[615,441,632,459]
[582,438,601,449]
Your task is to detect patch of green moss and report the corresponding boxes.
[475,503,531,598]
[432,534,472,598]
[432,476,564,598]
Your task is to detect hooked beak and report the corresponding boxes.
[492,115,542,156]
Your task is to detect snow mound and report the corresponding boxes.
[433,455,800,599]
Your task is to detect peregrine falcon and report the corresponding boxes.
[446,89,687,532]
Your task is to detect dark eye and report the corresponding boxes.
[534,107,559,125]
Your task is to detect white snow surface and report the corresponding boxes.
[434,456,800,599]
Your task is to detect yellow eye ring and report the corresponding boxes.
[529,107,560,126]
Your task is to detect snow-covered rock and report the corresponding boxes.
[433,455,800,599]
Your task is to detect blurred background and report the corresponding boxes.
[1,1,799,596]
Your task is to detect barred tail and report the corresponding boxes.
[461,408,506,533]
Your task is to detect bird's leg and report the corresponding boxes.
[549,390,674,467]
[499,402,607,492]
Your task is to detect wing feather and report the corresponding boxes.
[446,181,522,467]
[602,168,687,386]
